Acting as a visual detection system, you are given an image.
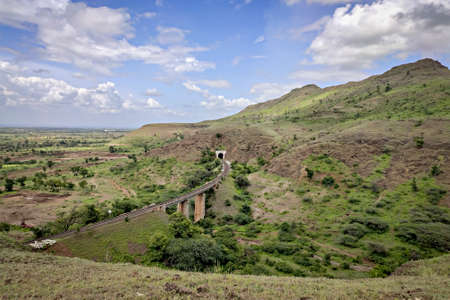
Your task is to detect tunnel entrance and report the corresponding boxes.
[215,150,226,160]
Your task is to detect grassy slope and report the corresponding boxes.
[56,212,168,261]
[0,247,449,299]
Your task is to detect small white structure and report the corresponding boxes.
[215,150,226,160]
[29,239,56,249]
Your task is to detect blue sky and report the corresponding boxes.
[0,0,449,128]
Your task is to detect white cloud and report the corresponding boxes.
[235,0,253,9]
[141,11,156,19]
[254,35,265,44]
[308,0,450,68]
[283,0,358,5]
[155,0,163,7]
[146,97,163,108]
[145,88,161,97]
[0,59,174,113]
[183,81,253,109]
[232,56,243,66]
[289,68,367,83]
[0,0,214,75]
[156,26,189,45]
[250,82,298,101]
[290,16,330,39]
[195,79,231,89]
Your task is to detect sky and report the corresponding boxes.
[0,0,449,128]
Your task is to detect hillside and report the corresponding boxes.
[0,246,449,299]
[1,58,448,295]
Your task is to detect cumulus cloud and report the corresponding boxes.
[308,0,450,68]
[156,26,189,45]
[289,68,367,83]
[145,88,161,97]
[283,0,358,5]
[182,81,253,109]
[146,97,163,108]
[0,59,174,113]
[250,82,298,102]
[194,79,231,89]
[0,0,214,75]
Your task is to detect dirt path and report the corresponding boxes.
[111,180,136,198]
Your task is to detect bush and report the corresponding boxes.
[306,168,314,180]
[0,222,11,232]
[395,223,450,251]
[293,254,313,267]
[261,241,299,255]
[224,199,231,206]
[169,213,198,238]
[414,136,424,148]
[351,217,389,233]
[257,157,266,166]
[430,165,442,176]
[4,178,14,192]
[234,213,253,225]
[274,261,294,274]
[367,242,388,257]
[321,176,335,187]
[235,175,250,189]
[426,188,447,205]
[348,198,361,204]
[342,223,367,239]
[338,235,358,247]
[302,197,312,203]
[165,238,224,271]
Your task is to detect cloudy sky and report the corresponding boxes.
[0,0,449,128]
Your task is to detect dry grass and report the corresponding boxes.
[1,248,449,299]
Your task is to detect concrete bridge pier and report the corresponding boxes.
[177,200,190,218]
[194,193,205,223]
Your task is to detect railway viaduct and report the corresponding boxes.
[44,152,229,241]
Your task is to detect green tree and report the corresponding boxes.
[4,178,14,192]
[169,213,198,238]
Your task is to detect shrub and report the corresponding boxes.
[365,208,378,215]
[234,213,253,225]
[306,168,314,180]
[414,136,424,148]
[338,235,358,247]
[0,222,11,232]
[321,176,335,187]
[367,242,388,257]
[293,255,313,267]
[257,157,266,166]
[426,188,447,205]
[302,197,312,203]
[169,213,197,238]
[165,238,223,271]
[351,217,389,233]
[261,241,299,255]
[235,175,250,189]
[395,223,450,251]
[274,261,294,274]
[348,198,361,204]
[4,178,14,192]
[240,203,251,215]
[342,223,367,239]
[224,199,231,206]
[430,165,442,176]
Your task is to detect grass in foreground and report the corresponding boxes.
[0,248,449,299]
